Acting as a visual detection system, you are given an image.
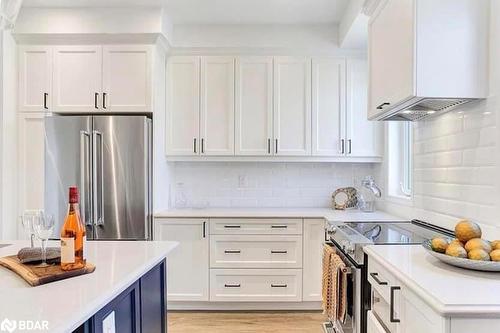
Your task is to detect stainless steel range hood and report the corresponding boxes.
[373,97,476,121]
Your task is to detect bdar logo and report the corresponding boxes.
[0,318,16,333]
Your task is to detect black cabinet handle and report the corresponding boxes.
[224,250,241,254]
[102,93,107,109]
[341,139,345,154]
[193,138,197,154]
[271,284,287,288]
[224,284,241,288]
[271,250,287,254]
[201,138,205,153]
[390,286,401,323]
[224,225,241,229]
[376,102,391,110]
[94,93,99,109]
[348,139,352,154]
[268,138,271,154]
[202,221,206,238]
[275,139,278,154]
[370,272,388,285]
[43,93,48,110]
[271,225,287,229]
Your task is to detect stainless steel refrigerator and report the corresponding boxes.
[44,115,152,240]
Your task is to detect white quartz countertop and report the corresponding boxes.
[364,245,500,316]
[0,240,178,333]
[154,207,403,222]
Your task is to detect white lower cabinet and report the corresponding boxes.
[155,218,209,301]
[210,269,302,302]
[367,310,388,333]
[302,219,325,301]
[159,217,324,308]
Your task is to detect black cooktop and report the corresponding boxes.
[345,220,454,244]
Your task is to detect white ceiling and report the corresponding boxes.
[167,0,349,24]
[22,0,350,25]
[22,0,168,7]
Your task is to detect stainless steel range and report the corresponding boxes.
[323,219,453,333]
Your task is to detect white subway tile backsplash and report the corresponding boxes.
[169,162,377,208]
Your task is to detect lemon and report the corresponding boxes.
[445,244,467,258]
[455,219,482,243]
[431,237,449,253]
[490,249,500,262]
[468,249,490,261]
[464,238,492,253]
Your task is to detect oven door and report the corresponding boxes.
[324,242,363,333]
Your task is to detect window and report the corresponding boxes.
[387,122,413,200]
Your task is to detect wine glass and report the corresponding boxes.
[21,210,38,248]
[32,212,55,267]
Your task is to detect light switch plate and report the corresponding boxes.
[103,311,116,333]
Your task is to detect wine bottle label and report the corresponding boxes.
[61,237,75,263]
[82,235,87,260]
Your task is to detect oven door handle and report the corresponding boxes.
[370,272,388,285]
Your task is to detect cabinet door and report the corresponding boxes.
[400,288,448,333]
[92,281,141,333]
[53,46,102,113]
[274,57,311,156]
[102,45,152,112]
[302,219,325,302]
[368,0,414,118]
[18,113,45,214]
[346,58,383,157]
[18,46,52,112]
[166,56,200,156]
[200,56,235,156]
[155,218,209,301]
[235,57,273,156]
[311,57,345,156]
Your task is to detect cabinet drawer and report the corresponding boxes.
[210,218,303,235]
[210,235,302,269]
[367,256,397,304]
[210,269,302,302]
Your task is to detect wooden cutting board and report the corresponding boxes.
[0,255,95,286]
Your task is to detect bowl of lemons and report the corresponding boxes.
[423,219,500,272]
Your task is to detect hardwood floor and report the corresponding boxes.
[168,311,327,333]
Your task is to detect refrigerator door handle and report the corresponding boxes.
[80,130,92,226]
[92,130,105,226]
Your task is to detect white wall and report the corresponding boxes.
[169,162,378,208]
[0,30,18,240]
[380,0,500,239]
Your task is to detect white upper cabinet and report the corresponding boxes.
[102,45,152,112]
[368,0,414,116]
[311,57,345,157]
[273,57,311,156]
[200,56,235,156]
[346,58,383,158]
[52,46,103,113]
[166,56,201,156]
[368,0,489,120]
[235,57,273,156]
[18,46,52,112]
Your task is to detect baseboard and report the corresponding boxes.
[167,301,322,311]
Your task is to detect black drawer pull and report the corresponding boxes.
[224,284,241,288]
[376,102,391,110]
[271,250,288,254]
[224,250,241,254]
[271,225,287,229]
[370,272,388,285]
[390,286,401,323]
[224,225,241,229]
[271,284,287,288]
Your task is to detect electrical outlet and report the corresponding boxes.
[238,175,248,188]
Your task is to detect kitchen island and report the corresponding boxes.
[364,244,500,333]
[0,240,177,333]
